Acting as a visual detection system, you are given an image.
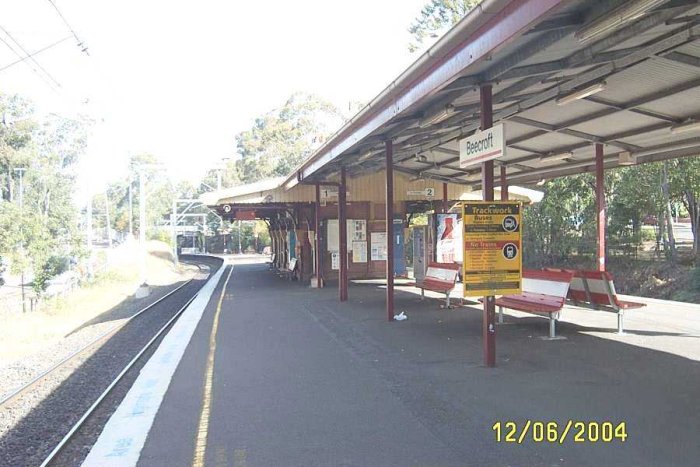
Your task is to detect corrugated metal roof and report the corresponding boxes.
[279,0,700,191]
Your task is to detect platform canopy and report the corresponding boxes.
[284,0,700,189]
[201,173,543,216]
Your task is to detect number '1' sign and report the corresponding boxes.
[462,201,522,297]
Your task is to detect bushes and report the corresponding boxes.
[33,255,69,293]
[148,229,173,246]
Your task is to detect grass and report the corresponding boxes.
[0,241,195,364]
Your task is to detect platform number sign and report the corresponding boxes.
[425,187,435,197]
[462,201,522,297]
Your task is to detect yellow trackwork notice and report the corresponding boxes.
[192,265,233,467]
[462,201,523,297]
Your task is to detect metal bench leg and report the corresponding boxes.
[617,310,625,335]
[549,316,556,338]
[445,292,450,308]
[539,315,566,340]
[420,288,425,301]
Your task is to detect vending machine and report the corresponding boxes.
[412,225,429,282]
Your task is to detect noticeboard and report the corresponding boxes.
[462,201,522,297]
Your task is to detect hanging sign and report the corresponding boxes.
[406,187,436,197]
[235,210,256,220]
[462,201,522,297]
[459,124,505,168]
[320,186,338,199]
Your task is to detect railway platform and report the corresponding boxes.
[87,256,700,467]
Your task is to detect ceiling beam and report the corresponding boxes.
[508,75,700,147]
[583,96,680,123]
[508,115,643,151]
[658,50,700,68]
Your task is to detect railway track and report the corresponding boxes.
[0,255,224,467]
[0,278,194,409]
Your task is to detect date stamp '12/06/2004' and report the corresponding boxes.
[492,421,628,444]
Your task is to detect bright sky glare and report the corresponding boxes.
[0,0,430,197]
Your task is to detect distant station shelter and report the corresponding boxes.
[201,172,541,281]
[205,0,700,366]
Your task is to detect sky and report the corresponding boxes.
[0,0,431,198]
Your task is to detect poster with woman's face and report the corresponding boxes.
[436,214,462,263]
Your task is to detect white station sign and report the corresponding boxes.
[459,124,505,168]
[406,187,436,197]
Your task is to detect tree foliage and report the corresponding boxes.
[523,158,700,268]
[408,0,482,52]
[0,94,90,292]
[234,93,343,183]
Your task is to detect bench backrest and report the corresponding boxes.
[570,270,620,308]
[545,267,580,301]
[425,262,460,284]
[521,269,573,305]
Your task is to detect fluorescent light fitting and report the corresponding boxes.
[575,0,667,43]
[357,149,374,162]
[670,120,700,134]
[618,151,637,166]
[539,151,573,162]
[556,82,606,105]
[419,104,455,128]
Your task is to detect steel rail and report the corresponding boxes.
[0,269,201,408]
[39,288,202,467]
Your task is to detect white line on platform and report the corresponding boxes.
[81,263,227,467]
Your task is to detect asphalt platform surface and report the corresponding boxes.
[137,258,700,467]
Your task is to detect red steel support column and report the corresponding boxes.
[442,182,449,213]
[386,140,395,322]
[315,183,323,288]
[339,167,348,301]
[595,143,606,272]
[500,165,509,201]
[481,84,496,368]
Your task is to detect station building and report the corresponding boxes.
[202,0,700,366]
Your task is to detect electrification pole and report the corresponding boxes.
[128,178,133,239]
[14,168,26,313]
[139,169,147,287]
[238,220,242,254]
[105,191,113,248]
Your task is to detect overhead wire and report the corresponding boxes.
[0,32,60,93]
[0,35,71,74]
[45,0,88,55]
[0,24,62,88]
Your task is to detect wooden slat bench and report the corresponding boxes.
[495,269,574,339]
[404,262,460,307]
[567,270,646,334]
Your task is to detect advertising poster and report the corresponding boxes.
[331,250,340,270]
[436,214,459,263]
[370,232,387,261]
[327,219,366,251]
[352,241,367,263]
[462,202,522,297]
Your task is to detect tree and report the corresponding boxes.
[522,175,597,268]
[0,94,35,202]
[235,93,344,183]
[670,157,700,259]
[408,0,482,53]
[0,95,90,293]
